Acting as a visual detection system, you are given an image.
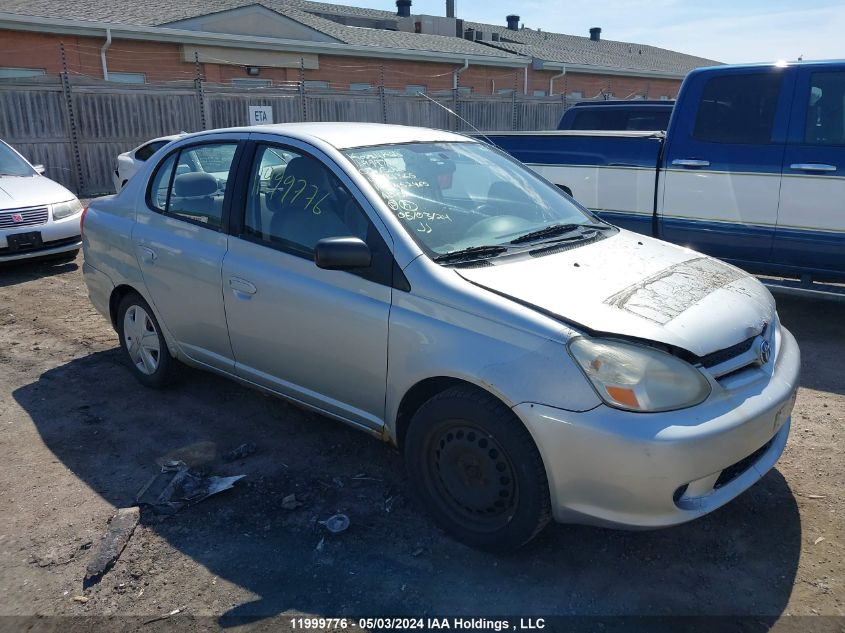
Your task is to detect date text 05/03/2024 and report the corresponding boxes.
[289,618,547,630]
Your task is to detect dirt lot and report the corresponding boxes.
[0,251,842,631]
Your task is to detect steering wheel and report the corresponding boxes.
[465,215,534,240]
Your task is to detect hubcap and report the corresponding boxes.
[429,424,517,529]
[123,305,161,375]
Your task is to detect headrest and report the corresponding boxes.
[281,156,332,193]
[174,172,218,197]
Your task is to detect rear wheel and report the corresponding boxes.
[404,385,552,552]
[116,293,176,388]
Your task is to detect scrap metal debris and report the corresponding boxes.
[84,506,140,588]
[136,460,245,514]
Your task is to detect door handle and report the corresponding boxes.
[789,163,836,172]
[137,245,157,264]
[228,277,257,296]
[671,159,711,168]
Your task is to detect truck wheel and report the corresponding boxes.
[404,385,552,552]
[116,292,177,388]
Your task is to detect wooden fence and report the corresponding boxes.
[0,75,571,196]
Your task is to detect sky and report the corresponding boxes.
[344,0,845,63]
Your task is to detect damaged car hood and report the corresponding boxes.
[456,230,775,357]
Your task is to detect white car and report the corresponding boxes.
[112,134,183,192]
[0,140,83,263]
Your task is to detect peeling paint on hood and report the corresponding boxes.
[455,230,775,357]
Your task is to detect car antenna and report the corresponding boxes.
[416,92,496,146]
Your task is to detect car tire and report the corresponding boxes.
[116,292,177,388]
[404,385,552,552]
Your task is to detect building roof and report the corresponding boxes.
[0,0,718,74]
[0,0,517,61]
[465,21,719,76]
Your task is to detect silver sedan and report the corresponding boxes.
[81,123,799,550]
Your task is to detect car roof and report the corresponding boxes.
[181,123,472,150]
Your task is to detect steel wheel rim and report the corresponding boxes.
[123,305,161,376]
[428,422,518,531]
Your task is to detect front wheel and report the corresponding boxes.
[116,292,177,388]
[404,386,552,552]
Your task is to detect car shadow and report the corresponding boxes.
[14,348,801,627]
[775,293,845,396]
[0,255,79,288]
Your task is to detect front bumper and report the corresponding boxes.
[515,326,800,528]
[0,213,82,262]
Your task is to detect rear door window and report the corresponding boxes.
[693,73,783,144]
[147,143,238,229]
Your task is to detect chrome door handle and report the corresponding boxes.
[137,245,157,264]
[228,277,257,296]
[672,159,710,168]
[789,163,836,172]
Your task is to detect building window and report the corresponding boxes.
[496,88,514,95]
[350,83,373,92]
[231,78,271,88]
[304,80,329,89]
[567,91,583,99]
[0,67,46,79]
[406,84,426,95]
[456,86,472,96]
[109,72,146,84]
[532,89,547,97]
[659,95,671,101]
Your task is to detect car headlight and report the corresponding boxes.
[568,337,711,412]
[52,199,83,220]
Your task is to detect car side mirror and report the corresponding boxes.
[314,237,372,270]
[33,164,46,175]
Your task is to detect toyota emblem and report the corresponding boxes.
[759,339,771,364]
[11,213,23,223]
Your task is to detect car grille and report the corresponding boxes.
[699,335,757,368]
[0,207,49,228]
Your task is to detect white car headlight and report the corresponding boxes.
[52,199,83,220]
[569,337,711,412]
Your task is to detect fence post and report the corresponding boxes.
[379,65,387,124]
[59,42,85,196]
[452,88,459,131]
[299,58,308,122]
[194,53,207,130]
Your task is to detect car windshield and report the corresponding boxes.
[344,141,603,258]
[0,142,35,177]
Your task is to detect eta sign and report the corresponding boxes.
[248,105,273,126]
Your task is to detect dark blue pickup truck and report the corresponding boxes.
[557,100,674,131]
[486,61,845,284]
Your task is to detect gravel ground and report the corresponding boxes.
[0,251,842,631]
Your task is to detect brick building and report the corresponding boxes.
[0,0,718,99]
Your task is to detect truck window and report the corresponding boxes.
[805,71,845,145]
[693,73,782,144]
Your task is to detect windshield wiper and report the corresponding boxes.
[509,223,606,245]
[433,244,509,264]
